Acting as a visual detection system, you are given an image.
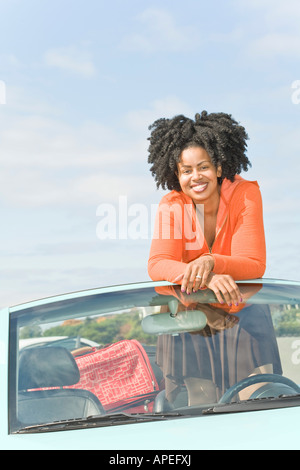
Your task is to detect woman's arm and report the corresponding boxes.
[211,182,266,279]
[148,198,188,283]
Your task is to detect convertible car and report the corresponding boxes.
[1,278,300,450]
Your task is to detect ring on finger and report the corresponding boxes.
[195,275,202,279]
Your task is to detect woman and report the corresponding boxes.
[147,111,279,404]
[148,111,266,306]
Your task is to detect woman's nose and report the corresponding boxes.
[192,168,202,179]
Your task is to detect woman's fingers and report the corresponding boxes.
[181,265,198,294]
[181,267,192,294]
[207,274,243,306]
[181,256,214,294]
[180,260,243,307]
[197,260,212,289]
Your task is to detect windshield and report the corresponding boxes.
[9,280,300,433]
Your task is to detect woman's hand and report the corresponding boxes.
[205,273,243,306]
[180,257,243,306]
[181,255,215,294]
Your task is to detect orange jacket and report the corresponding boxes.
[148,176,266,283]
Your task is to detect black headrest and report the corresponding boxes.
[19,346,80,390]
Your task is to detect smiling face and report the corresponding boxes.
[177,146,222,206]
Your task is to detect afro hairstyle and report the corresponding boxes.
[147,111,251,191]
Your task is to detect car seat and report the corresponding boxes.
[18,346,105,425]
[153,387,189,412]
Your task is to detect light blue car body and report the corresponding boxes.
[1,279,300,450]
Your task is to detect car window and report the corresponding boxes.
[8,282,300,433]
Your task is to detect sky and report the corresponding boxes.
[1,0,300,308]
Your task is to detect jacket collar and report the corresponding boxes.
[178,175,257,234]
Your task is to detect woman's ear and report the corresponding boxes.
[217,166,222,178]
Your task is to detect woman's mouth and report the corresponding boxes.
[191,183,208,193]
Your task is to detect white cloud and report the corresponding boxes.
[0,90,173,207]
[249,33,300,58]
[266,0,300,27]
[0,110,135,171]
[0,52,22,69]
[0,168,153,208]
[124,95,193,132]
[44,45,96,78]
[79,173,154,204]
[233,0,300,20]
[120,8,200,52]
[209,28,244,45]
[232,0,300,58]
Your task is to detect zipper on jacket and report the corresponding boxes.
[208,214,228,254]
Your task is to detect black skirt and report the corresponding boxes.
[156,303,282,401]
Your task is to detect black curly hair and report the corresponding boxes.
[147,111,251,191]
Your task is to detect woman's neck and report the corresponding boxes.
[193,184,221,217]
